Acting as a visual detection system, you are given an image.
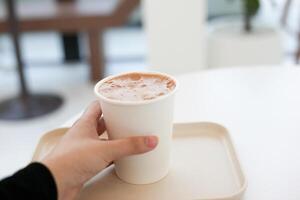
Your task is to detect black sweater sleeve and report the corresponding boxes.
[0,162,57,200]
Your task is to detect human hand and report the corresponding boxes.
[42,101,158,200]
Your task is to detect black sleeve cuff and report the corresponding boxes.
[0,162,57,200]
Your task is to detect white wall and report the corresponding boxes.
[142,0,207,75]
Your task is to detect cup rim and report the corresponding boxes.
[94,71,178,106]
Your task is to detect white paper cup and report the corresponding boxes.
[94,71,177,184]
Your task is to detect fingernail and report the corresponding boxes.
[145,136,158,148]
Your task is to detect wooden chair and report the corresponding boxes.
[0,0,139,82]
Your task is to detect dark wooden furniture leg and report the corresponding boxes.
[296,32,300,64]
[6,0,28,97]
[88,30,104,82]
[57,0,80,62]
[281,0,292,25]
[61,33,81,62]
[281,0,300,64]
[0,0,63,120]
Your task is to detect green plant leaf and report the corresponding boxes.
[245,0,260,16]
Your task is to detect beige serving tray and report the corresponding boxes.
[33,122,247,200]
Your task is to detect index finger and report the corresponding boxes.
[81,101,102,125]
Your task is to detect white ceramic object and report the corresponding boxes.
[208,24,283,68]
[142,0,207,75]
[94,72,177,184]
[32,122,247,200]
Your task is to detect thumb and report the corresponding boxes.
[104,136,158,161]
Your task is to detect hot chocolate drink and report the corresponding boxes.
[98,72,176,101]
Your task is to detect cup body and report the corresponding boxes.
[94,72,176,184]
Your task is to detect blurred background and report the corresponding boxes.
[0,0,299,177]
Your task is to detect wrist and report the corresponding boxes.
[42,158,68,200]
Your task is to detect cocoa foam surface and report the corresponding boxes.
[98,73,176,101]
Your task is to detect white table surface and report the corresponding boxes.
[173,66,300,200]
[62,66,300,200]
[6,66,300,199]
